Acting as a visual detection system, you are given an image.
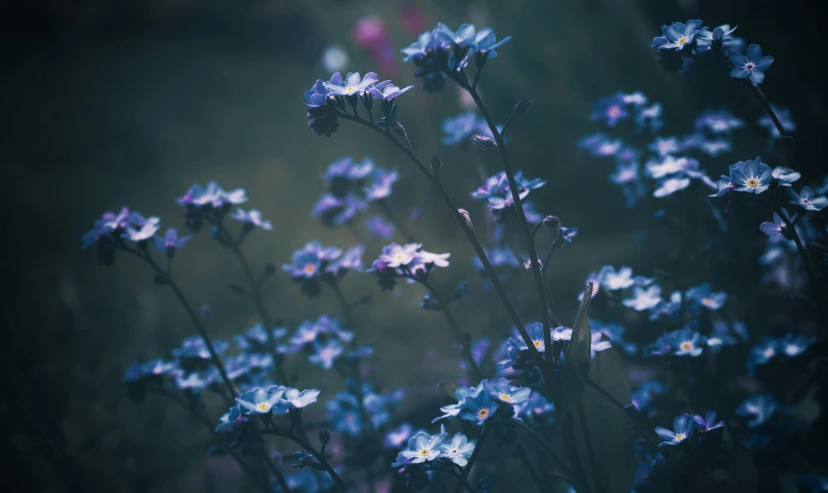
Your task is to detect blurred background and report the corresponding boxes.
[2,0,825,491]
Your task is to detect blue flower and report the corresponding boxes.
[471,171,546,211]
[728,44,774,84]
[290,316,353,347]
[631,381,666,412]
[440,433,476,467]
[309,340,344,369]
[670,327,706,357]
[695,24,739,52]
[153,229,190,253]
[591,94,630,127]
[282,241,363,297]
[598,265,635,291]
[459,388,499,425]
[469,27,512,60]
[324,71,379,97]
[653,20,703,51]
[735,394,779,428]
[304,79,339,136]
[649,136,681,157]
[215,405,244,432]
[282,387,321,408]
[579,132,623,157]
[778,334,815,358]
[178,181,247,209]
[385,423,414,448]
[759,210,796,242]
[368,80,414,101]
[400,431,443,463]
[694,109,743,135]
[514,391,556,422]
[173,335,230,363]
[636,102,663,133]
[370,243,450,290]
[486,378,531,405]
[236,385,290,415]
[693,410,724,432]
[589,331,613,358]
[771,166,801,187]
[747,338,779,374]
[729,158,772,194]
[365,215,395,240]
[623,285,662,311]
[122,214,160,242]
[230,208,272,231]
[789,186,828,211]
[686,283,727,310]
[655,414,695,446]
[442,112,493,145]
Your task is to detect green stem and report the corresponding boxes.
[459,80,553,361]
[335,111,542,366]
[420,278,485,380]
[453,426,489,493]
[259,429,348,492]
[576,400,606,493]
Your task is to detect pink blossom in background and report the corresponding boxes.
[352,16,398,78]
[399,4,427,36]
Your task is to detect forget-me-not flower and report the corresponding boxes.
[655,414,696,446]
[789,186,828,211]
[728,44,774,84]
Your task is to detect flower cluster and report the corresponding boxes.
[368,242,450,290]
[441,111,498,146]
[82,207,168,265]
[471,171,546,221]
[326,380,404,436]
[392,425,476,469]
[304,71,413,136]
[654,411,724,446]
[432,378,536,425]
[401,23,511,92]
[280,315,360,370]
[283,241,364,297]
[312,156,399,227]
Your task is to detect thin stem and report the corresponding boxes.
[777,209,816,289]
[336,111,541,364]
[453,426,489,493]
[326,280,377,491]
[515,421,577,488]
[576,400,606,493]
[460,80,553,360]
[124,246,236,400]
[377,199,416,243]
[151,389,273,492]
[217,224,290,385]
[744,80,798,170]
[259,429,348,492]
[563,415,594,493]
[420,278,485,380]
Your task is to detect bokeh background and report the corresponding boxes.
[2,0,825,491]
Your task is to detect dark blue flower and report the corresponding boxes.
[472,171,546,211]
[695,24,739,53]
[591,94,630,127]
[364,216,395,240]
[694,109,743,135]
[735,394,779,427]
[789,186,828,211]
[653,20,703,52]
[655,414,695,446]
[778,333,816,358]
[631,381,666,412]
[324,71,379,97]
[282,241,364,296]
[178,181,247,209]
[579,132,623,157]
[121,214,160,242]
[729,157,773,194]
[728,44,774,84]
[303,79,340,136]
[771,166,801,187]
[153,228,190,253]
[759,209,796,242]
[442,112,493,145]
[693,410,724,432]
[486,378,532,405]
[686,283,727,310]
[230,208,272,231]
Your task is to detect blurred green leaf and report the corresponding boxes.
[557,281,594,418]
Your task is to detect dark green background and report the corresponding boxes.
[2,0,824,491]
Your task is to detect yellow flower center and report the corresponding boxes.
[256,402,270,412]
[608,106,621,118]
[533,339,543,349]
[477,408,490,420]
[303,263,317,275]
[677,36,689,47]
[499,393,513,402]
[701,297,716,307]
[344,86,358,94]
[418,448,431,458]
[746,178,760,188]
[674,433,687,442]
[763,348,775,358]
[679,341,694,352]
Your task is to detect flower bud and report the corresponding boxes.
[470,134,496,149]
[513,98,534,115]
[431,154,442,173]
[458,208,473,229]
[319,429,331,445]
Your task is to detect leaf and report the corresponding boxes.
[554,348,636,493]
[556,281,594,418]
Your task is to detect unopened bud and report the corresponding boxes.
[319,429,331,445]
[543,215,560,228]
[431,154,442,173]
[458,209,473,229]
[470,134,496,149]
[513,98,534,115]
